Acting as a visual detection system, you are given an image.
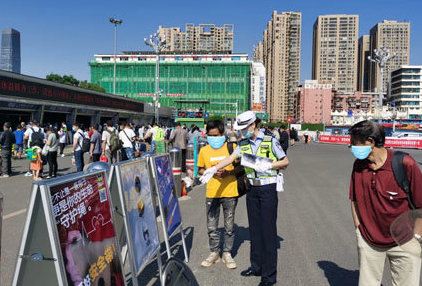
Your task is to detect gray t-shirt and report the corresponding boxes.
[90,131,102,154]
[47,133,59,152]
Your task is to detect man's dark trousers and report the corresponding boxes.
[1,149,12,175]
[246,183,278,284]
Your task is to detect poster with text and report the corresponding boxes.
[119,160,160,275]
[49,172,124,286]
[154,155,182,237]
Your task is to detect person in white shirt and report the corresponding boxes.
[58,126,67,157]
[119,122,137,160]
[71,122,85,172]
[101,120,119,164]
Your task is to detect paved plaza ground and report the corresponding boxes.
[1,143,421,285]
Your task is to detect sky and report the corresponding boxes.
[1,0,422,83]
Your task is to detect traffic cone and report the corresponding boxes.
[181,180,187,197]
[179,180,191,201]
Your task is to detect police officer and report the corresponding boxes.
[200,111,289,286]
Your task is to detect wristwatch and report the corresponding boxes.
[414,233,422,243]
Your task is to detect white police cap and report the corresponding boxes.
[233,111,256,131]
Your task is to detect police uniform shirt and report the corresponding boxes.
[233,130,286,160]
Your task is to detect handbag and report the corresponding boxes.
[41,144,49,156]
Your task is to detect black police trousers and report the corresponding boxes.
[246,183,278,284]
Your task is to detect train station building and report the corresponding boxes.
[0,70,174,127]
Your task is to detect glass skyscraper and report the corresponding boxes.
[0,28,21,73]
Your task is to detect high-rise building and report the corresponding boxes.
[253,42,264,62]
[312,15,359,93]
[390,65,421,119]
[262,11,301,122]
[357,35,370,91]
[369,20,410,94]
[251,62,266,113]
[0,28,21,73]
[158,24,234,53]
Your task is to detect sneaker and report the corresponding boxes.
[61,154,65,157]
[0,174,10,178]
[24,171,32,177]
[222,252,237,269]
[201,252,220,267]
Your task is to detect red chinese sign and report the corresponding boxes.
[0,75,144,112]
[318,135,351,144]
[49,173,124,286]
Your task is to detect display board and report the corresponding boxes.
[153,155,182,237]
[113,159,161,277]
[13,171,125,286]
[150,154,188,262]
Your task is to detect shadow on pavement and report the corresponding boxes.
[137,227,194,286]
[317,260,359,286]
[229,225,284,258]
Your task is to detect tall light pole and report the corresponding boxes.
[368,47,395,120]
[109,18,123,95]
[144,32,166,124]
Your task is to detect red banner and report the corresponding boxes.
[318,135,351,144]
[318,135,422,149]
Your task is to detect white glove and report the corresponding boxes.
[254,161,272,173]
[199,167,217,184]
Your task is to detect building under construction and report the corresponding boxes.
[89,52,253,119]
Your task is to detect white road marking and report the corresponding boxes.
[3,208,27,220]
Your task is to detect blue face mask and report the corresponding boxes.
[351,145,372,160]
[72,127,76,132]
[241,130,253,139]
[207,136,226,149]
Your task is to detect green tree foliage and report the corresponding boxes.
[45,74,105,92]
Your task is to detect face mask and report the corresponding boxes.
[241,130,253,139]
[207,136,226,149]
[72,127,76,132]
[351,145,372,160]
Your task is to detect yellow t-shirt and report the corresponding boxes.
[197,142,238,198]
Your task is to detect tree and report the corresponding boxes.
[46,73,105,93]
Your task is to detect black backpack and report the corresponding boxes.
[392,151,416,210]
[30,128,44,147]
[78,132,91,153]
[227,142,250,197]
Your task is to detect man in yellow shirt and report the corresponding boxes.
[197,120,238,269]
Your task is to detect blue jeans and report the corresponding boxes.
[74,150,84,172]
[150,140,156,154]
[124,147,135,160]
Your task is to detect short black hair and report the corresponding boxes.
[4,122,11,129]
[106,120,113,127]
[73,122,80,128]
[93,123,99,130]
[175,122,181,127]
[280,125,286,130]
[349,120,385,147]
[206,120,225,135]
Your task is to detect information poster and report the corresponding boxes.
[154,155,182,237]
[49,173,124,286]
[119,160,160,275]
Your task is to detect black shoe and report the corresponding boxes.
[241,267,261,277]
[258,282,275,286]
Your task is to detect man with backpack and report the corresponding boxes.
[349,120,422,286]
[197,120,238,270]
[71,122,85,172]
[102,120,121,164]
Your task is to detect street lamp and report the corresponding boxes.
[144,32,166,124]
[109,18,123,95]
[368,47,396,120]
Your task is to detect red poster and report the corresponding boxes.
[318,135,422,149]
[49,173,124,286]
